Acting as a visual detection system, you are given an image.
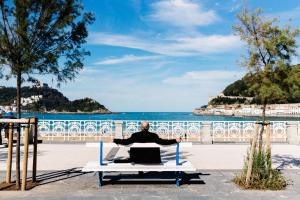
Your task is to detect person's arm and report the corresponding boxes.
[113,134,136,145]
[154,134,178,145]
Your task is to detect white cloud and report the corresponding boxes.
[94,55,162,65]
[57,69,245,111]
[163,70,244,86]
[148,0,218,27]
[171,35,242,53]
[88,32,242,56]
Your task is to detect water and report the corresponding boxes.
[21,112,299,121]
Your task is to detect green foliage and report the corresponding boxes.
[56,98,108,112]
[210,96,247,105]
[219,64,300,105]
[0,87,16,105]
[234,8,300,107]
[223,79,253,97]
[200,105,208,109]
[234,148,287,190]
[0,0,95,82]
[286,64,300,103]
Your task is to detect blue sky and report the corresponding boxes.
[1,0,300,111]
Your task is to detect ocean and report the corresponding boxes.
[21,112,299,121]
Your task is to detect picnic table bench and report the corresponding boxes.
[82,142,196,187]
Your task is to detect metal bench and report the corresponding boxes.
[82,142,196,187]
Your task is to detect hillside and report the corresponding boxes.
[209,66,300,105]
[0,86,111,113]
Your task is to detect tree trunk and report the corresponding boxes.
[245,123,260,188]
[6,123,13,183]
[15,72,22,190]
[0,126,2,145]
[258,101,267,151]
[266,124,272,177]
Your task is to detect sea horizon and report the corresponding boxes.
[21,112,300,121]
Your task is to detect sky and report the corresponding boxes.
[1,0,300,112]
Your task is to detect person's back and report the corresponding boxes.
[114,130,178,145]
[113,121,180,164]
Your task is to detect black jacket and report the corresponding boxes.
[113,130,177,163]
[113,130,177,145]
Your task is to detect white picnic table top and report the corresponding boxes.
[86,142,192,148]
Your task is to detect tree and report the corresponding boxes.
[287,64,300,102]
[0,0,94,189]
[234,8,300,149]
[233,8,300,189]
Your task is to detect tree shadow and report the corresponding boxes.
[33,168,89,186]
[0,147,44,162]
[272,154,300,169]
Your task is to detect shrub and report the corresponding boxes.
[234,148,287,190]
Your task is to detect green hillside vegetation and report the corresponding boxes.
[223,79,254,97]
[0,86,110,113]
[211,64,300,105]
[56,98,108,112]
[209,96,247,105]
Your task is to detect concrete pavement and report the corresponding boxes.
[1,143,300,199]
[0,170,300,200]
[1,143,300,170]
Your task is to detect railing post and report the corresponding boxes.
[287,122,300,144]
[201,121,212,144]
[114,120,123,139]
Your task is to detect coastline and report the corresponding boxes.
[47,111,115,114]
[193,103,300,119]
[193,111,300,119]
[21,110,115,115]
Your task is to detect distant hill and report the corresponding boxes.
[223,79,254,97]
[55,98,109,113]
[209,65,300,105]
[0,86,111,113]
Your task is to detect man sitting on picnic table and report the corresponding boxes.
[112,121,181,164]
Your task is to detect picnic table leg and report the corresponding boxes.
[98,172,103,187]
[176,143,180,165]
[175,171,182,187]
[99,141,103,165]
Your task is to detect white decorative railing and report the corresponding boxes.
[212,121,287,142]
[37,120,294,142]
[38,120,114,141]
[124,121,202,140]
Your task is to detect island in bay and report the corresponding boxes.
[0,84,111,114]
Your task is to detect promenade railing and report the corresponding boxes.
[35,120,297,143]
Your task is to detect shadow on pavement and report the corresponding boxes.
[0,144,44,162]
[103,171,209,186]
[33,168,89,186]
[273,154,300,169]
